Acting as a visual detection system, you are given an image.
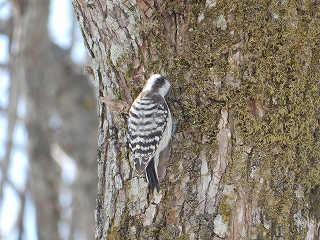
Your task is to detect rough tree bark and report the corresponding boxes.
[73,0,320,239]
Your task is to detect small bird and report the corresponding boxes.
[128,74,172,191]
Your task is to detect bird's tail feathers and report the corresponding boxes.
[146,157,159,192]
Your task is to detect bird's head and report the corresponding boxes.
[143,74,170,97]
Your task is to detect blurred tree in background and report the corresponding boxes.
[0,0,98,239]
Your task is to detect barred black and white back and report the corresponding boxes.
[128,74,172,191]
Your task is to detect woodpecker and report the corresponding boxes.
[128,74,172,191]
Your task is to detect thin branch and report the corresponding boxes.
[13,176,28,240]
[99,96,130,113]
[0,74,19,201]
[17,189,26,240]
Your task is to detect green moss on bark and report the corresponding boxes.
[149,0,319,238]
[117,0,320,238]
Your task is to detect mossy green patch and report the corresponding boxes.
[118,0,320,238]
[158,0,319,237]
[233,1,320,238]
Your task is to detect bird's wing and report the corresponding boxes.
[128,93,169,174]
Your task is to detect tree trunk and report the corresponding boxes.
[21,1,61,239]
[72,0,320,239]
[8,0,98,238]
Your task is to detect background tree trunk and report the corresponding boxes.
[73,0,320,239]
[1,0,98,239]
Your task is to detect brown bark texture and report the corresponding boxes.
[72,0,320,239]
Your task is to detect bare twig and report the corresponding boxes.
[99,96,130,113]
[0,63,20,201]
